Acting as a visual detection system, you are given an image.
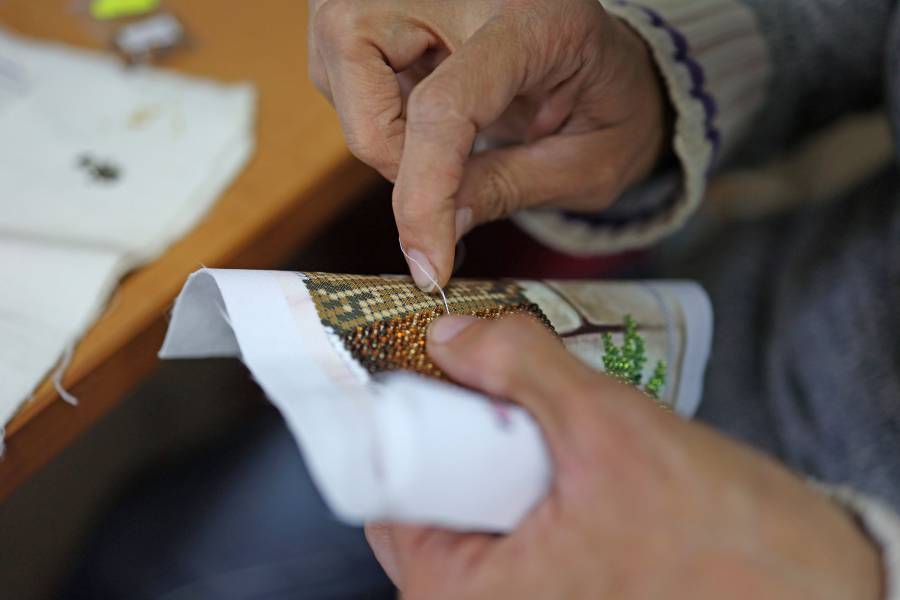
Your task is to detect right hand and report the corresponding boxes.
[365,315,883,600]
[308,0,669,289]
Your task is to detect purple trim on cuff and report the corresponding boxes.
[613,0,721,161]
[559,184,681,227]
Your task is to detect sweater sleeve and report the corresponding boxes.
[514,0,893,256]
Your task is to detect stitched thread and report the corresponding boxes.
[399,238,451,315]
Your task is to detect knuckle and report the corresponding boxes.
[313,0,361,49]
[391,182,429,226]
[478,160,518,219]
[474,316,542,387]
[478,328,520,371]
[344,108,405,178]
[484,333,521,373]
[343,128,374,160]
[345,130,394,175]
[407,80,461,129]
[308,61,329,96]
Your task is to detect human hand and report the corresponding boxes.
[365,315,883,599]
[308,0,668,289]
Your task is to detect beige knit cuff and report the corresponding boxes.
[514,0,771,255]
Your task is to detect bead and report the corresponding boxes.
[339,303,555,380]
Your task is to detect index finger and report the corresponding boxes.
[394,17,532,287]
[314,0,437,179]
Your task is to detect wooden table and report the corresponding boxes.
[0,0,379,499]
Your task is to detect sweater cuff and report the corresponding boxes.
[513,0,771,256]
[819,485,900,599]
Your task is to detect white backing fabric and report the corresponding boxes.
[0,238,123,424]
[160,268,713,532]
[0,28,255,428]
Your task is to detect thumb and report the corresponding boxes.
[426,314,596,447]
[454,131,625,237]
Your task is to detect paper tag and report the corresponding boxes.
[114,13,184,58]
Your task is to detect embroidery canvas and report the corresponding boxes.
[304,273,553,379]
[300,273,697,407]
[160,269,713,532]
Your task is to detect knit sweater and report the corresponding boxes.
[517,1,900,596]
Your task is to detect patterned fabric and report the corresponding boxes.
[343,304,552,379]
[303,273,532,334]
[302,273,554,379]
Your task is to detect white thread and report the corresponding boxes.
[399,238,452,315]
[54,343,79,406]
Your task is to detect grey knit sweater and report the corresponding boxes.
[515,1,900,595]
[683,0,900,502]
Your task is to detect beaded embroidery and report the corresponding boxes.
[303,273,555,379]
[343,304,553,379]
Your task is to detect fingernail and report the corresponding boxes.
[429,316,478,343]
[455,207,473,242]
[404,248,437,292]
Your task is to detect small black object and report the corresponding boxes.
[77,153,122,182]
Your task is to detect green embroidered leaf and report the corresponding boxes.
[645,360,667,400]
[601,314,666,399]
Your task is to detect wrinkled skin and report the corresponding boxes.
[308,2,883,597]
[365,315,882,600]
[308,0,667,288]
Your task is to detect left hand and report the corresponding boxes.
[366,314,883,600]
[307,0,669,288]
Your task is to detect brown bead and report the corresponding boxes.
[339,303,555,380]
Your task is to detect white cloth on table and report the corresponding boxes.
[0,27,255,427]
